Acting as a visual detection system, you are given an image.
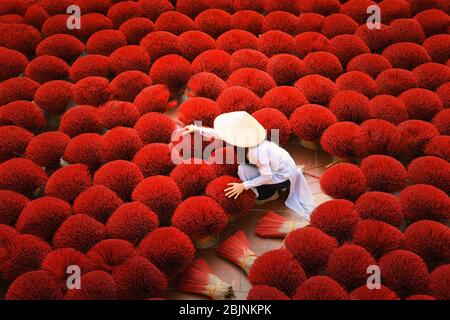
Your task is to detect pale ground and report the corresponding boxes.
[166,105,334,299]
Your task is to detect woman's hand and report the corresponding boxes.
[224,183,245,199]
[183,124,199,135]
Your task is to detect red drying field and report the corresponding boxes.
[0,0,449,300]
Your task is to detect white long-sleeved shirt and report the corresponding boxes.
[199,126,316,218]
[199,126,294,187]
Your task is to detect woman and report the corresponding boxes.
[184,111,316,219]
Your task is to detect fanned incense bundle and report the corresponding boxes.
[256,211,309,238]
[177,259,234,300]
[216,231,257,274]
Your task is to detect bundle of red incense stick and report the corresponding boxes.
[256,211,309,238]
[216,231,257,274]
[177,259,234,300]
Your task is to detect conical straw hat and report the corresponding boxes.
[213,111,266,148]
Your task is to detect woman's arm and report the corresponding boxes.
[198,127,221,139]
[184,125,221,139]
[225,162,274,199]
[227,147,275,199]
[243,145,275,188]
[242,162,274,189]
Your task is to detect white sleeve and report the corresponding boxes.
[242,149,274,189]
[198,127,221,139]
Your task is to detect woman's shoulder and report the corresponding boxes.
[250,140,283,155]
[252,140,270,150]
[259,140,283,149]
[256,141,293,158]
